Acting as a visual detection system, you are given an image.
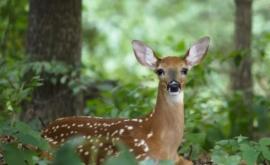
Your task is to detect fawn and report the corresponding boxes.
[42,37,210,165]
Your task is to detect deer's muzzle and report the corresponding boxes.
[167,80,181,94]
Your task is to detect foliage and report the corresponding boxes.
[0,121,49,164]
[104,143,137,165]
[86,82,155,118]
[0,59,42,122]
[211,136,270,165]
[27,60,86,94]
[0,0,30,122]
[52,138,84,165]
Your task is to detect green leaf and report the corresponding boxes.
[1,143,35,165]
[105,143,137,165]
[187,132,206,144]
[52,143,83,165]
[236,135,248,143]
[60,75,68,84]
[240,144,259,165]
[259,138,270,146]
[225,155,241,165]
[139,159,173,165]
[159,160,174,165]
[15,132,48,151]
[260,146,270,160]
[212,152,241,165]
[139,159,156,165]
[13,121,49,150]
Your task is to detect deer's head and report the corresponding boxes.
[132,37,210,100]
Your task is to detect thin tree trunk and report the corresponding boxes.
[21,0,83,125]
[232,0,253,97]
[230,0,253,136]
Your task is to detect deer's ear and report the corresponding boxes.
[132,40,159,69]
[185,37,210,69]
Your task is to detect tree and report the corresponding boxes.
[21,0,83,124]
[229,0,253,136]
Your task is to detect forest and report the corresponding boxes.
[0,0,270,164]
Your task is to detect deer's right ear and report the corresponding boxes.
[132,40,159,69]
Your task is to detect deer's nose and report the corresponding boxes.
[167,80,181,93]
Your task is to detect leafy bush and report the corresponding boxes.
[0,60,42,122]
[0,121,49,164]
[86,82,155,118]
[211,136,270,165]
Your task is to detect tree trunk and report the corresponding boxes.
[230,0,253,136]
[21,0,83,125]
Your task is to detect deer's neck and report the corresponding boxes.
[149,85,185,147]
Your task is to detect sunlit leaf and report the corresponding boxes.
[259,138,270,146]
[240,144,259,165]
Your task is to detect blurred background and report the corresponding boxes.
[0,0,270,164]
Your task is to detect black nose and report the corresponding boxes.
[167,81,181,92]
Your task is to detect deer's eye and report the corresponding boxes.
[156,69,164,76]
[181,68,188,75]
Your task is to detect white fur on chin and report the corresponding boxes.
[168,91,183,103]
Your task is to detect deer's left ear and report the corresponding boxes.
[185,37,210,69]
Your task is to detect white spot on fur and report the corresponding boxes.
[147,131,153,139]
[136,153,146,159]
[56,117,65,121]
[111,130,118,136]
[46,138,54,142]
[125,126,133,130]
[144,145,149,152]
[119,129,125,135]
[77,124,84,127]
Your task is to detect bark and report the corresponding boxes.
[230,0,253,136]
[232,0,253,98]
[21,0,83,124]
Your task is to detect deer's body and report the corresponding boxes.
[43,79,184,163]
[42,38,210,165]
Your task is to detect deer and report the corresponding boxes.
[41,37,210,165]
